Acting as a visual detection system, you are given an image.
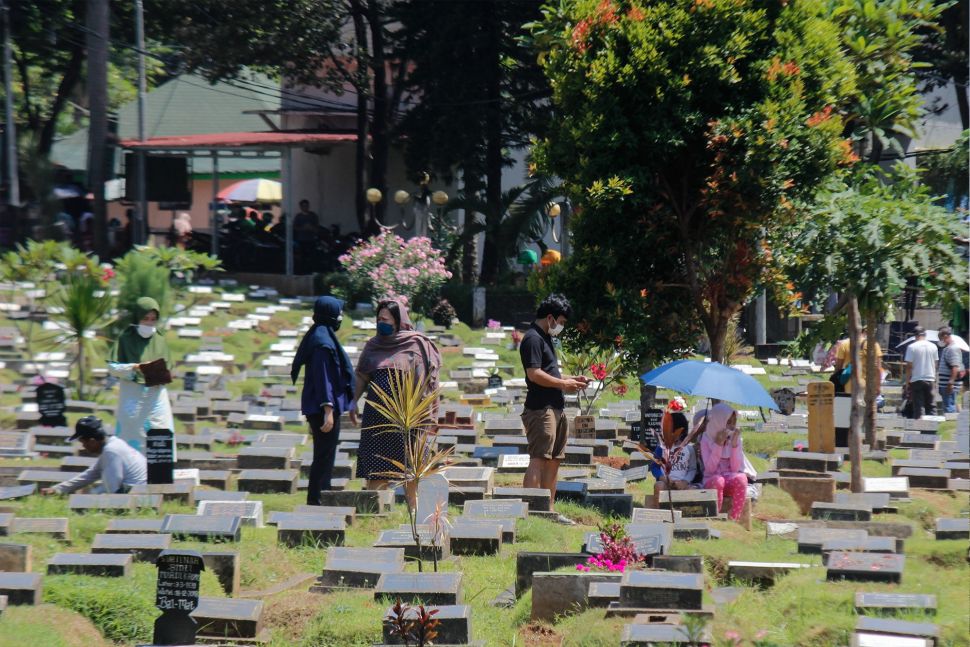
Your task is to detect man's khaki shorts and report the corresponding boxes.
[521,407,567,460]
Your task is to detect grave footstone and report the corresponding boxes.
[197,500,264,528]
[47,552,132,577]
[0,572,42,605]
[934,517,969,540]
[531,571,622,620]
[854,593,937,616]
[105,518,164,534]
[493,487,551,511]
[160,515,241,542]
[618,571,704,610]
[655,489,718,517]
[826,551,904,583]
[651,555,703,574]
[236,469,298,494]
[727,561,811,587]
[314,547,405,590]
[381,604,472,646]
[11,517,69,540]
[797,528,869,554]
[821,536,897,564]
[855,617,939,644]
[449,523,502,556]
[191,597,263,640]
[811,501,872,521]
[584,493,634,517]
[514,552,590,597]
[319,489,393,514]
[0,484,36,501]
[374,572,462,605]
[464,499,528,519]
[277,515,346,548]
[620,623,713,646]
[92,533,171,562]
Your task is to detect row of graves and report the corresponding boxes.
[1,281,968,645]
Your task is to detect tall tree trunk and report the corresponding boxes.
[77,341,86,400]
[478,11,503,285]
[86,0,109,256]
[38,48,84,156]
[350,1,369,232]
[461,169,481,284]
[863,314,879,448]
[847,296,864,493]
[706,317,729,364]
[367,0,389,228]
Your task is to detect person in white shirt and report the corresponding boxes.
[41,416,147,495]
[904,327,939,418]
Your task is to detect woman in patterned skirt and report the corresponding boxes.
[351,298,441,509]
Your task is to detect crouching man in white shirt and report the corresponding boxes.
[41,416,148,495]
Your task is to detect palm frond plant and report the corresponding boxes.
[47,267,116,400]
[638,412,707,523]
[365,370,453,572]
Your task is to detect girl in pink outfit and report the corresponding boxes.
[699,403,748,521]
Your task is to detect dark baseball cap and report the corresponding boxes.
[69,416,106,441]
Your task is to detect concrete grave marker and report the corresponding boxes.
[191,597,263,639]
[314,547,405,590]
[807,382,835,453]
[47,552,132,577]
[374,572,463,605]
[92,533,172,562]
[827,551,904,584]
[197,500,264,527]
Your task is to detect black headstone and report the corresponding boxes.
[641,408,663,450]
[487,374,503,389]
[146,429,175,485]
[154,550,204,645]
[36,383,66,427]
[183,371,197,392]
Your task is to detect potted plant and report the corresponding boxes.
[562,349,627,438]
[366,370,454,572]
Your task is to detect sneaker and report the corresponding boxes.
[554,514,576,525]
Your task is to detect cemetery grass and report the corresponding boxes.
[0,603,114,647]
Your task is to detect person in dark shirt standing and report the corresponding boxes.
[519,294,588,522]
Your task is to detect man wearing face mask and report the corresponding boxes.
[107,296,174,453]
[519,294,588,523]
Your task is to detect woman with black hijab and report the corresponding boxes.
[291,296,355,505]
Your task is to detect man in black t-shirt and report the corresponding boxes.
[519,294,588,521]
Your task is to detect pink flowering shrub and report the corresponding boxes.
[338,231,452,315]
[576,522,644,573]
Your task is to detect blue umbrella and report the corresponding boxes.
[640,359,779,411]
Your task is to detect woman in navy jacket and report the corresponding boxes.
[291,296,355,505]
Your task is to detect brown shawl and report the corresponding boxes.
[356,299,441,392]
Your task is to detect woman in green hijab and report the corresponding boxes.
[107,297,174,452]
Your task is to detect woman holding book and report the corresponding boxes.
[107,296,174,452]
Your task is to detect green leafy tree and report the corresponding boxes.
[392,0,551,284]
[48,266,115,399]
[787,165,967,489]
[827,0,947,161]
[530,0,856,366]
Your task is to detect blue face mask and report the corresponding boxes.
[377,321,395,336]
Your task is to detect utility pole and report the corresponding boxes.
[86,0,109,255]
[135,0,148,245]
[1,0,19,207]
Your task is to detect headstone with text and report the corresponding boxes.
[146,429,176,484]
[641,408,663,450]
[153,550,204,645]
[36,383,66,427]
